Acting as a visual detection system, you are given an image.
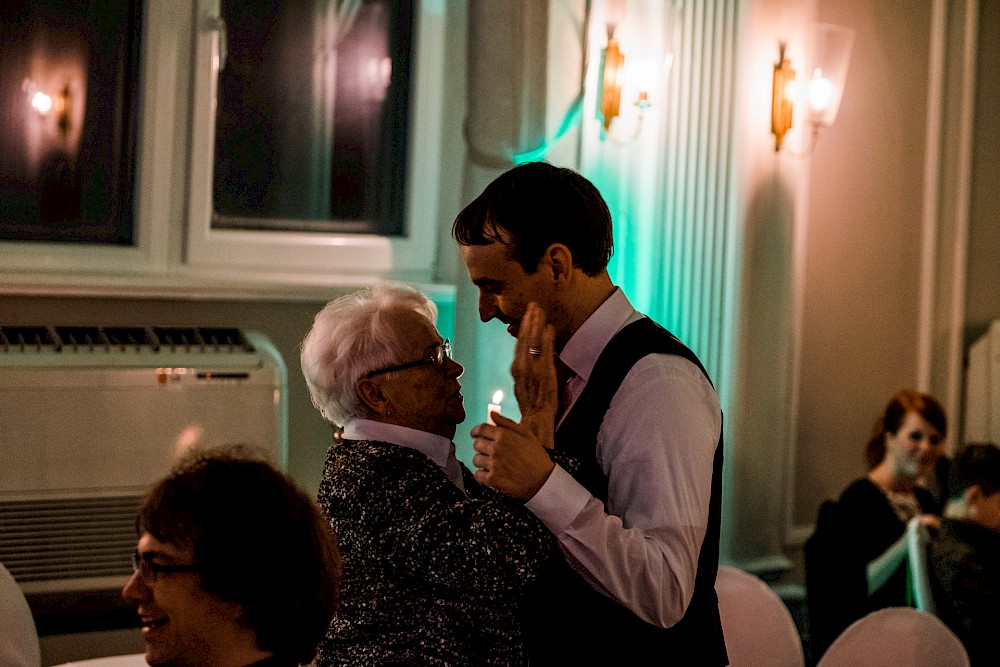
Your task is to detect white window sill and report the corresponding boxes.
[0,266,454,304]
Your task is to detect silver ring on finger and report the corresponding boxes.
[527,346,543,356]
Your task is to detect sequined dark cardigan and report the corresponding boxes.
[315,439,558,667]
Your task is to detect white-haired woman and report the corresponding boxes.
[301,282,568,667]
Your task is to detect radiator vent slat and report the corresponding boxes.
[0,326,58,352]
[0,325,254,355]
[0,496,140,584]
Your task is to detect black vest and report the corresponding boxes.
[521,318,728,665]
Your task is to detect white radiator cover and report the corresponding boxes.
[964,319,1000,446]
[0,326,287,595]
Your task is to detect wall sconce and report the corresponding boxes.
[23,78,74,137]
[599,30,625,132]
[771,23,855,155]
[771,43,795,151]
[54,84,73,135]
[596,27,663,143]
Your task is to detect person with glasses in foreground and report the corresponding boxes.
[122,446,341,667]
[300,282,570,666]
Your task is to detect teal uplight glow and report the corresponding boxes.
[450,279,518,468]
[511,97,584,165]
[578,1,738,403]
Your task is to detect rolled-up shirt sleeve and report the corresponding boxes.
[525,352,721,628]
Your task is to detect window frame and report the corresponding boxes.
[0,0,454,293]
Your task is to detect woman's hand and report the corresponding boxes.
[471,414,556,499]
[511,303,557,449]
[915,513,941,531]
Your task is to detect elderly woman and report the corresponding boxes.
[300,282,560,667]
[805,389,946,660]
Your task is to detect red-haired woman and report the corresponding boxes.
[805,389,946,661]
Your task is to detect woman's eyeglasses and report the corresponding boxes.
[363,339,452,378]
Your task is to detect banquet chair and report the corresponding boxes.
[816,607,968,667]
[905,517,938,615]
[715,565,805,667]
[53,655,148,667]
[1,560,40,667]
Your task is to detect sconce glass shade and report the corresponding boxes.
[805,23,854,127]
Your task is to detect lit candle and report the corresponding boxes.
[487,390,503,425]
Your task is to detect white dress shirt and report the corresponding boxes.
[343,419,465,492]
[525,288,721,628]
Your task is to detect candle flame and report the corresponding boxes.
[492,390,504,404]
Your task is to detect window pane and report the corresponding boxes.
[212,0,413,236]
[0,0,141,245]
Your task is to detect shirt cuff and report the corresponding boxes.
[525,464,592,535]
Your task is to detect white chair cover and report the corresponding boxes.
[53,655,148,667]
[816,607,969,667]
[0,561,40,667]
[715,565,805,667]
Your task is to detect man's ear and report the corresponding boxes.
[356,377,389,416]
[543,243,573,285]
[965,484,985,506]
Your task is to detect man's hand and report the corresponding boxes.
[471,413,555,500]
[511,303,557,449]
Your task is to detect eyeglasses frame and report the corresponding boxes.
[132,551,200,583]
[362,339,452,379]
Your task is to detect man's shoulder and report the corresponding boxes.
[937,519,1000,555]
[604,318,711,381]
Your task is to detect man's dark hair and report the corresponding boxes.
[138,445,341,664]
[948,442,1000,500]
[452,161,614,275]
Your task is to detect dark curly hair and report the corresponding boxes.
[948,442,1000,500]
[138,445,341,664]
[452,161,614,275]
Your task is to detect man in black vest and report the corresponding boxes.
[455,161,728,665]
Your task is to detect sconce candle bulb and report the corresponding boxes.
[30,91,53,115]
[808,69,834,114]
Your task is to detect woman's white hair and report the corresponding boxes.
[300,282,438,427]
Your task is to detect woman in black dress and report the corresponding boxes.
[806,389,947,661]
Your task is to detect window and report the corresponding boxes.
[185,0,450,277]
[212,0,413,236]
[0,0,456,287]
[0,0,142,245]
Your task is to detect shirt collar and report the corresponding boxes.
[343,418,457,472]
[558,287,640,383]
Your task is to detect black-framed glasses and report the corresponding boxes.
[363,339,452,378]
[132,551,200,583]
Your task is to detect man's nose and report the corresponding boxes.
[122,570,149,604]
[478,293,497,322]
